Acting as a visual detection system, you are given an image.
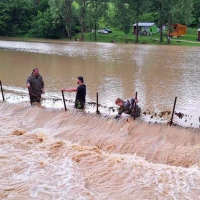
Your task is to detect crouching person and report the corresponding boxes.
[114,97,141,119]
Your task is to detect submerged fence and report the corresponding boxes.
[1,80,200,129]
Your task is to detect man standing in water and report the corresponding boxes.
[62,76,86,109]
[26,68,45,105]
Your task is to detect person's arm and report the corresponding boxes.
[62,88,77,92]
[114,107,123,119]
[42,88,45,94]
[126,98,138,110]
[41,76,45,94]
[124,100,131,108]
[26,76,31,88]
[114,113,122,119]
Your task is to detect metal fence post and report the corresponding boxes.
[0,81,5,101]
[61,90,67,111]
[96,92,99,114]
[133,91,138,120]
[170,97,177,126]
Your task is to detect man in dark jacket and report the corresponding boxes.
[26,68,45,104]
[114,97,141,119]
[62,76,86,109]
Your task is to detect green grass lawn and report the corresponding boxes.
[74,28,200,47]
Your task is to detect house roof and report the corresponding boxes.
[133,22,155,27]
[197,28,200,31]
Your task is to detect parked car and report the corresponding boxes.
[98,29,109,34]
[104,28,112,33]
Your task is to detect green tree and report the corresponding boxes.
[139,12,158,23]
[29,9,55,38]
[103,2,116,28]
[152,0,167,42]
[1,0,36,36]
[0,1,11,36]
[171,0,193,25]
[29,0,67,39]
[53,0,79,39]
[162,0,193,43]
[32,0,49,12]
[129,0,151,43]
[192,0,200,27]
[86,0,108,41]
[61,0,73,39]
[114,0,133,43]
[123,15,132,43]
[76,0,89,40]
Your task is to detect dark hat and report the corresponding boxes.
[77,76,84,82]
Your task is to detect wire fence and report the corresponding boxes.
[0,80,200,129]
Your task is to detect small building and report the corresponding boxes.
[169,24,187,37]
[197,28,200,41]
[133,22,158,35]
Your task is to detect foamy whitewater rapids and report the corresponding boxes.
[0,102,200,199]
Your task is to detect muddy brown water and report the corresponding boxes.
[0,39,200,111]
[0,38,200,199]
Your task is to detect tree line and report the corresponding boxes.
[0,0,199,43]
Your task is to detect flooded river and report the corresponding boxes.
[0,38,200,199]
[0,39,200,110]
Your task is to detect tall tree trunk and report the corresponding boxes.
[159,2,163,42]
[167,16,171,44]
[135,21,139,43]
[94,22,97,41]
[94,1,97,41]
[90,27,92,41]
[80,0,86,40]
[135,0,140,43]
[159,25,163,42]
[65,0,72,39]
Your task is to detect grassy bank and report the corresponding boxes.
[74,28,200,47]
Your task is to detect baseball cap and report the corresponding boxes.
[77,76,84,82]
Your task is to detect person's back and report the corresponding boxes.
[124,98,141,117]
[75,83,86,109]
[115,97,141,119]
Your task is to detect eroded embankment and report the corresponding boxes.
[1,102,200,168]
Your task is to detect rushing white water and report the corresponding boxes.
[0,102,200,199]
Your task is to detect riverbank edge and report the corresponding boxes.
[0,36,200,47]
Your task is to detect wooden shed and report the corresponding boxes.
[169,24,187,37]
[197,28,200,40]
